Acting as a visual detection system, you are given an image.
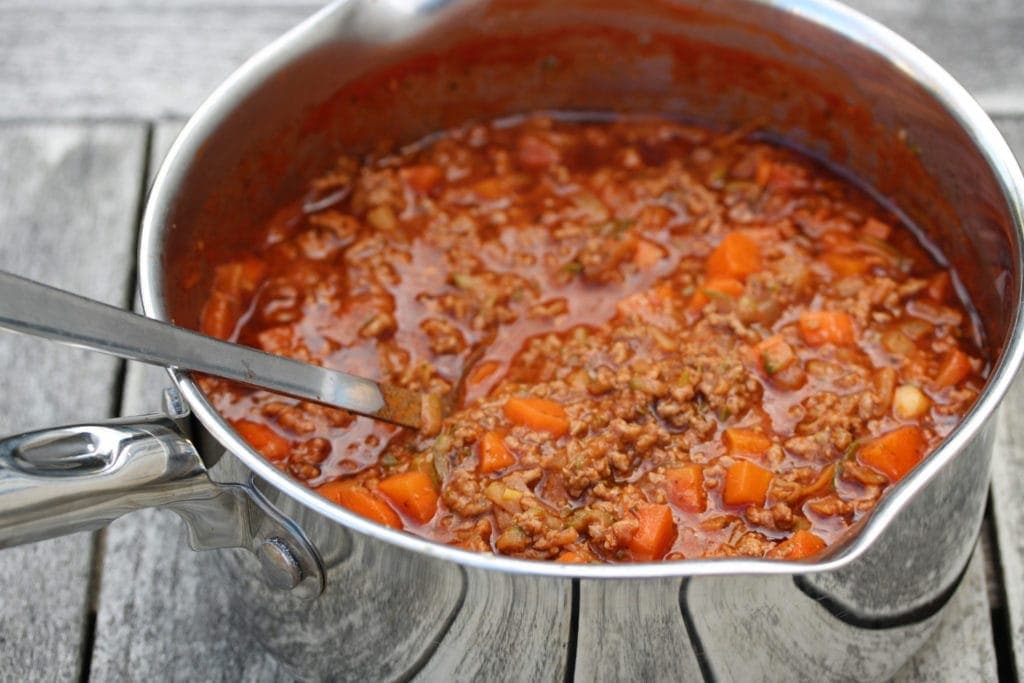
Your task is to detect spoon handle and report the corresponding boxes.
[0,271,433,430]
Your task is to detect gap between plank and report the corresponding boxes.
[983,494,1020,682]
[564,580,579,683]
[77,121,156,683]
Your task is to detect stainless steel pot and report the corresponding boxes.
[2,0,1023,680]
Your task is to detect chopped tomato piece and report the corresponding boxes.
[378,471,439,524]
[768,530,826,559]
[478,431,516,474]
[664,465,707,513]
[926,272,951,302]
[628,504,677,561]
[822,252,869,277]
[798,311,856,346]
[233,420,290,461]
[400,164,444,194]
[689,277,744,310]
[858,425,927,482]
[722,460,773,506]
[503,397,570,437]
[318,481,402,529]
[211,257,267,298]
[706,232,762,281]
[723,428,772,456]
[934,348,972,387]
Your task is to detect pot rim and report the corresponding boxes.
[139,0,1024,579]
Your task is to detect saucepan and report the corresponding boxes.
[1,0,1022,679]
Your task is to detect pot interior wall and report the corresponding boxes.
[161,0,1017,365]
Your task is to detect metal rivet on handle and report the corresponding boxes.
[257,537,303,591]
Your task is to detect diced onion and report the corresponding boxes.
[893,384,930,419]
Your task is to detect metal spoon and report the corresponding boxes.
[0,271,441,431]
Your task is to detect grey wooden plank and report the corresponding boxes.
[893,548,998,682]
[89,119,290,681]
[575,578,703,682]
[987,115,1024,681]
[991,373,1024,679]
[0,122,148,681]
[0,2,318,119]
[89,359,288,682]
[839,1,1024,115]
[1,2,1023,119]
[411,571,572,682]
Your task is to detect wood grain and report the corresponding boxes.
[1,1,1023,119]
[0,2,318,119]
[0,122,147,681]
[845,0,1024,114]
[88,119,290,681]
[991,375,1024,680]
[411,570,572,682]
[574,578,702,682]
[986,117,1024,681]
[894,549,999,682]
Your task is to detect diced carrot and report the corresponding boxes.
[753,334,797,376]
[858,425,927,482]
[926,272,951,302]
[934,348,972,387]
[722,460,773,506]
[664,465,707,513]
[798,311,856,346]
[822,252,869,277]
[200,294,239,340]
[706,232,762,281]
[628,504,677,561]
[233,420,290,461]
[503,397,570,437]
[689,277,744,310]
[400,164,444,194]
[768,529,827,560]
[556,551,586,564]
[862,217,892,240]
[378,471,439,524]
[633,239,665,268]
[478,431,516,474]
[317,481,402,529]
[723,428,773,456]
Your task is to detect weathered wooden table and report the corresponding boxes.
[1,1,1022,680]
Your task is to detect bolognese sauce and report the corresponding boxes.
[197,115,985,563]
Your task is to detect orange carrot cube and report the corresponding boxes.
[722,460,773,506]
[378,471,439,524]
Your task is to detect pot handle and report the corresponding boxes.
[0,389,324,598]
